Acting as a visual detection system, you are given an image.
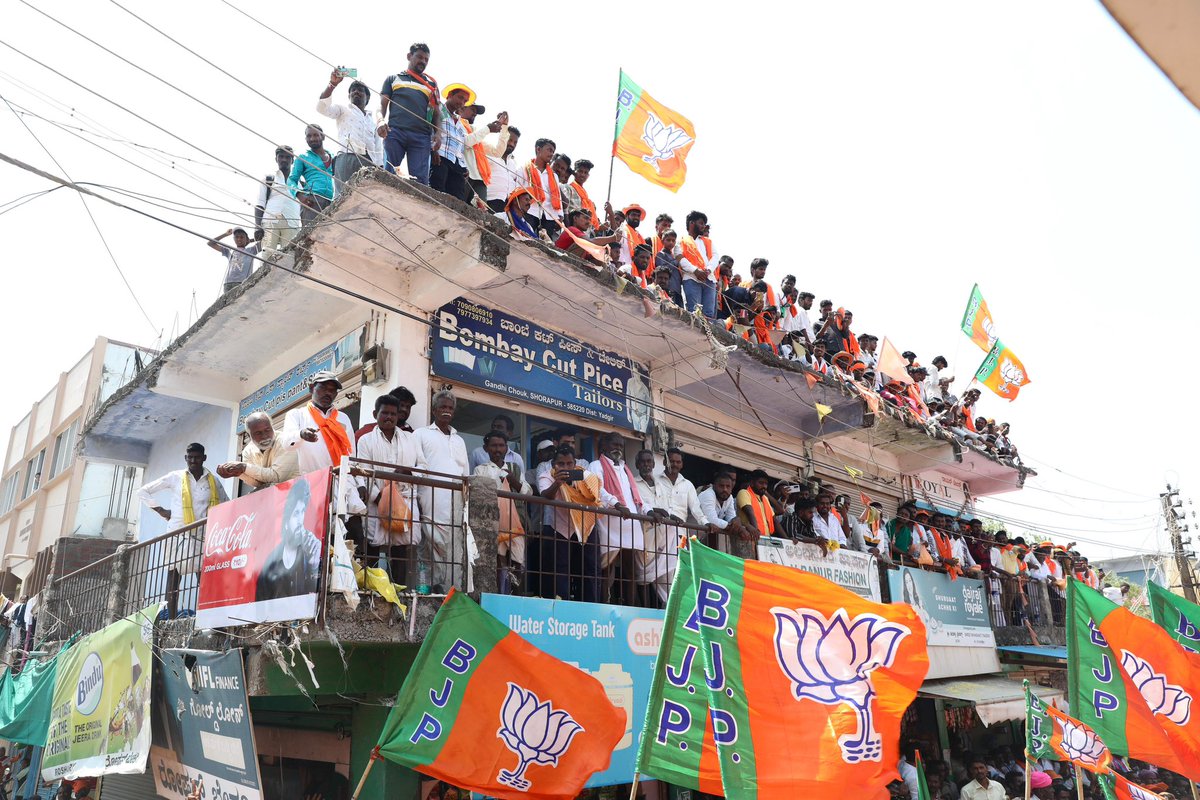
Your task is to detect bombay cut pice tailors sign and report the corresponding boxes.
[432,297,652,433]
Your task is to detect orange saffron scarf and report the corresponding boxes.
[308,403,352,466]
[462,119,491,185]
[570,180,596,224]
[525,161,561,211]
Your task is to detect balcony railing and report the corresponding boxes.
[35,457,1065,644]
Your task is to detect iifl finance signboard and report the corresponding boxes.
[432,298,652,433]
[196,470,330,629]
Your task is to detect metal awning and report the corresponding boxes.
[919,674,1063,726]
[998,645,1067,662]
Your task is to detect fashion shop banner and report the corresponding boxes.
[196,470,329,629]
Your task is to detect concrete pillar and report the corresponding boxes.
[105,543,132,626]
[467,475,499,597]
[350,703,419,800]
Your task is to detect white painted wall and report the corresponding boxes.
[29,388,56,445]
[359,312,433,428]
[60,352,92,421]
[34,481,69,555]
[6,415,29,471]
[75,461,142,539]
[136,404,234,542]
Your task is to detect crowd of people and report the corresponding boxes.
[895,746,1191,799]
[196,47,1020,470]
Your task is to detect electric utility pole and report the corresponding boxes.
[1163,483,1197,602]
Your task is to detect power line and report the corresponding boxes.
[1,97,158,334]
[214,0,335,68]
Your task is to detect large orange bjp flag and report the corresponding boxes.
[613,71,696,192]
[637,542,930,799]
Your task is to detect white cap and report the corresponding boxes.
[537,440,556,451]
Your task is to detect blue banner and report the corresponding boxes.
[433,298,652,433]
[480,594,664,787]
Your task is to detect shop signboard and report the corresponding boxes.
[756,537,881,602]
[151,649,262,800]
[433,298,652,433]
[196,470,329,629]
[237,326,364,432]
[888,566,996,648]
[41,605,159,779]
[480,594,664,787]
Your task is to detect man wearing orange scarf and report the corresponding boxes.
[379,43,441,185]
[536,446,621,602]
[281,371,356,476]
[563,159,598,226]
[520,137,563,237]
[456,99,509,207]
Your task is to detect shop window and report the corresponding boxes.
[21,450,44,499]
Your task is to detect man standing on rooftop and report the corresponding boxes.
[679,210,717,318]
[430,83,472,200]
[379,43,441,185]
[287,124,334,227]
[317,69,384,194]
[520,137,564,237]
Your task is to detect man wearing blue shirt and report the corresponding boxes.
[378,43,441,185]
[287,124,334,227]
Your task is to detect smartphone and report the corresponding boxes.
[337,67,358,78]
[566,468,585,482]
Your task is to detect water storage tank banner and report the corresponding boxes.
[41,604,160,780]
[433,298,653,433]
[480,594,665,788]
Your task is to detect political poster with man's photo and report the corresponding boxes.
[196,469,330,629]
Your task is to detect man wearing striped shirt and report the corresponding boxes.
[379,43,441,185]
[430,84,472,200]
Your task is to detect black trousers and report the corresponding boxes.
[430,160,468,199]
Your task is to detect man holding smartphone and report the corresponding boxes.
[318,69,384,195]
[536,445,622,603]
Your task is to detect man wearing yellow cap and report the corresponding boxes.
[430,83,472,198]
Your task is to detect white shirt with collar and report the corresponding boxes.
[486,151,520,202]
[813,510,847,545]
[354,426,420,545]
[588,455,649,551]
[474,460,531,494]
[316,96,385,165]
[698,487,737,531]
[281,404,357,474]
[238,437,300,489]
[951,535,978,568]
[137,468,229,529]
[897,757,919,800]
[469,445,525,474]
[412,423,469,478]
[960,778,1006,800]
[257,168,300,224]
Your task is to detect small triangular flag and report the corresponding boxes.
[860,491,873,506]
[815,402,832,421]
[844,465,864,479]
[805,372,820,389]
[614,275,629,294]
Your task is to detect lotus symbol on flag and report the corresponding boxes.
[496,682,584,791]
[997,358,1025,394]
[1120,651,1193,725]
[982,316,997,348]
[1056,717,1109,768]
[641,113,692,173]
[771,608,910,763]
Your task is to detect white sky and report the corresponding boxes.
[0,1,1195,567]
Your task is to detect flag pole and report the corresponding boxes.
[350,747,381,800]
[626,774,641,800]
[1073,764,1084,800]
[1191,779,1199,800]
[606,69,622,209]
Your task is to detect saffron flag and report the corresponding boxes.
[876,337,911,385]
[974,340,1030,401]
[959,284,998,353]
[613,71,696,192]
[1025,681,1113,774]
[1147,581,1200,653]
[1098,771,1169,800]
[635,545,725,795]
[1067,580,1200,781]
[687,542,929,798]
[375,590,624,799]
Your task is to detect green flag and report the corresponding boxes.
[634,544,724,795]
[915,751,931,800]
[1147,581,1200,653]
[1067,580,1133,754]
[0,643,65,745]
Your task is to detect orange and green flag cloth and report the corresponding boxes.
[613,71,696,193]
[1098,771,1170,800]
[375,589,624,799]
[1025,680,1113,774]
[915,751,932,800]
[1147,580,1200,654]
[645,541,929,799]
[959,284,997,353]
[974,340,1030,401]
[1068,579,1200,782]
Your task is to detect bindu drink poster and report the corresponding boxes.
[41,604,160,780]
[196,470,329,629]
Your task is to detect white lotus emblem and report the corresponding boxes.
[981,316,997,348]
[496,683,584,791]
[771,608,909,763]
[641,113,692,173]
[1057,716,1109,768]
[997,358,1025,394]
[1120,650,1192,725]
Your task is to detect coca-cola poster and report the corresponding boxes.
[196,469,329,629]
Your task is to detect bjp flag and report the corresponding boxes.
[1068,580,1200,781]
[959,284,998,353]
[1026,681,1114,774]
[375,590,624,799]
[663,542,929,799]
[613,71,696,192]
[974,340,1030,401]
[1099,771,1170,800]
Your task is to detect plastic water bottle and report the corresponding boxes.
[417,558,431,595]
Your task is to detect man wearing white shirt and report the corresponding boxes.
[485,127,521,212]
[355,395,421,582]
[678,211,718,318]
[536,447,621,602]
[812,490,850,546]
[412,390,470,590]
[136,442,229,617]
[517,138,564,236]
[468,414,525,474]
[255,147,301,252]
[317,71,384,194]
[589,433,651,604]
[281,371,357,475]
[698,471,753,553]
[897,747,921,800]
[634,449,711,604]
[458,101,509,206]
